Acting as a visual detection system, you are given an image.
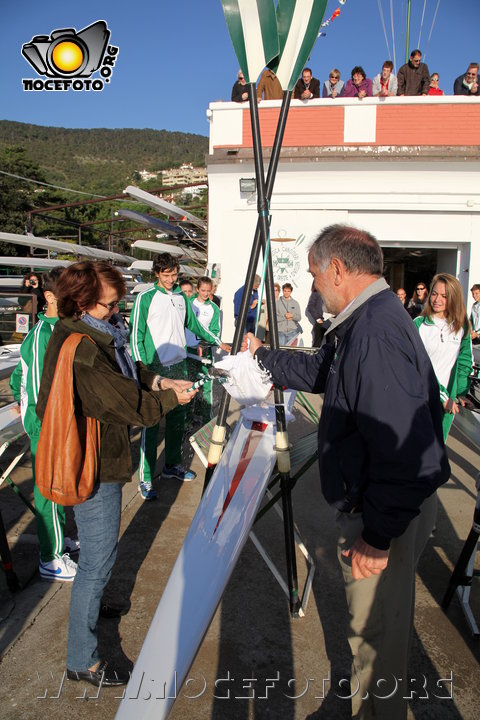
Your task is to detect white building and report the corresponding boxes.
[206,95,480,340]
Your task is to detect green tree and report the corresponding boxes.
[0,146,47,240]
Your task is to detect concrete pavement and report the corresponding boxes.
[0,385,479,720]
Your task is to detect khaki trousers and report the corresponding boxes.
[336,493,437,720]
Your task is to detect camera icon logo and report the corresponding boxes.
[22,20,118,91]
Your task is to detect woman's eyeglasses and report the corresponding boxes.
[97,299,119,311]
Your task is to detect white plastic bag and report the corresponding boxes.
[214,350,272,406]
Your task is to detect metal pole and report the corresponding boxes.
[244,84,299,616]
[203,89,292,489]
[204,85,300,616]
[405,0,412,63]
[442,488,480,609]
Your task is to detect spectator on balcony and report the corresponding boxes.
[231,70,248,103]
[428,73,444,96]
[257,68,283,101]
[322,68,344,98]
[397,49,430,96]
[343,66,373,99]
[372,60,397,97]
[293,67,320,100]
[454,63,480,96]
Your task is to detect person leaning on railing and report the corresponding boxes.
[343,66,373,99]
[454,62,480,96]
[322,68,344,98]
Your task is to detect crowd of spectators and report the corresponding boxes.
[231,50,480,102]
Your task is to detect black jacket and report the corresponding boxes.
[293,77,320,99]
[256,284,449,549]
[454,74,480,96]
[231,81,247,102]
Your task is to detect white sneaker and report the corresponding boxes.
[39,554,77,582]
[64,537,80,554]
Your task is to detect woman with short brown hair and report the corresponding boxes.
[36,261,196,688]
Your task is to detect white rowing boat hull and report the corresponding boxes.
[115,394,295,720]
[0,345,21,380]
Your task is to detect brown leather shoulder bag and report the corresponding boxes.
[35,333,101,505]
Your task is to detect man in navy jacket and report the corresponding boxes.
[248,224,449,719]
[234,274,261,333]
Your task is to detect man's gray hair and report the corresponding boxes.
[310,224,384,275]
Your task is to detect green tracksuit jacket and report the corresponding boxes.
[10,313,57,439]
[414,315,472,439]
[9,313,64,561]
[129,283,221,369]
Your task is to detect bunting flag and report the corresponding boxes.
[320,2,346,29]
[221,0,279,83]
[270,0,328,91]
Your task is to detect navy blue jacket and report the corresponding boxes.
[234,285,258,324]
[256,287,450,549]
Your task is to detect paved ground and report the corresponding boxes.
[0,381,479,720]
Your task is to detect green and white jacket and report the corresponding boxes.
[130,284,221,369]
[9,313,57,439]
[414,315,472,403]
[185,294,221,348]
[414,314,472,440]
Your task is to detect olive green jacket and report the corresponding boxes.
[36,317,178,484]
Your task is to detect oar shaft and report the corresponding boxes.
[248,88,300,616]
[205,88,292,483]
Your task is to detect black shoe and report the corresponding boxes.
[66,659,129,687]
[99,603,123,619]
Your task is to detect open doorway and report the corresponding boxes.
[383,247,438,300]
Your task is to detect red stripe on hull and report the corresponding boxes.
[212,422,268,537]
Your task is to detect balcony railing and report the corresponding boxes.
[207,96,480,153]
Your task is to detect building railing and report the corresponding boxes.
[207,95,480,153]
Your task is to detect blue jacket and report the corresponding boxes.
[256,282,450,550]
[234,285,258,324]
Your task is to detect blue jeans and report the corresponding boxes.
[67,482,122,671]
[278,330,299,346]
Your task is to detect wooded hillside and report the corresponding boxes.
[0,120,208,195]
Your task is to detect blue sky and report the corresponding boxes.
[0,1,477,138]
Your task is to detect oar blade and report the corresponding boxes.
[271,0,328,90]
[221,0,279,82]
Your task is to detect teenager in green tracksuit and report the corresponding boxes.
[130,254,229,496]
[9,268,78,581]
[185,276,221,422]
